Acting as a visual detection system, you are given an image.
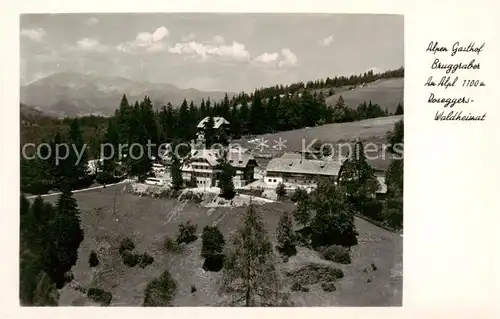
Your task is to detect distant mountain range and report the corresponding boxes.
[20,72,234,118]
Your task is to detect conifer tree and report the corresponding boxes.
[249,90,265,134]
[143,270,177,306]
[221,205,290,306]
[221,93,231,120]
[395,102,404,115]
[203,116,216,148]
[276,212,297,257]
[117,94,132,144]
[140,96,159,149]
[229,102,241,139]
[309,180,358,248]
[386,158,403,197]
[188,100,199,139]
[265,95,278,133]
[177,99,190,140]
[216,156,236,200]
[386,119,404,155]
[45,188,84,288]
[385,120,404,197]
[293,196,312,227]
[170,155,184,190]
[67,118,88,185]
[162,102,176,141]
[97,119,120,184]
[32,272,59,306]
[205,97,212,117]
[199,98,207,118]
[239,100,250,136]
[338,139,379,211]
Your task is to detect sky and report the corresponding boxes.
[20,13,404,92]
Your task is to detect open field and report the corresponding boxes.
[324,78,404,114]
[42,185,402,306]
[234,115,403,171]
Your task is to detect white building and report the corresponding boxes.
[195,116,230,143]
[181,148,257,188]
[86,159,103,175]
[264,153,341,188]
[181,149,221,187]
[227,151,258,188]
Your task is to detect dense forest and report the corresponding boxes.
[21,67,404,194]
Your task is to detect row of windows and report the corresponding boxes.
[267,178,315,184]
[193,172,212,178]
[285,178,314,184]
[192,165,211,170]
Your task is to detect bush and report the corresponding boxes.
[191,285,197,293]
[201,226,225,258]
[143,270,177,306]
[164,236,183,254]
[321,282,336,292]
[87,287,112,306]
[291,282,309,292]
[321,245,351,264]
[362,199,384,221]
[63,271,74,284]
[119,237,135,255]
[295,226,312,248]
[290,187,308,203]
[275,182,287,201]
[202,254,224,272]
[122,251,141,267]
[179,191,203,203]
[285,264,344,285]
[88,250,99,267]
[176,221,197,244]
[384,208,403,230]
[139,253,155,268]
[185,179,197,188]
[386,198,403,211]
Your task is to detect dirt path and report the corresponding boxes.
[26,180,131,199]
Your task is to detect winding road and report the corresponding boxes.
[26,180,130,199]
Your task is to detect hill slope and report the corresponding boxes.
[323,78,404,113]
[234,115,403,171]
[20,72,234,118]
[38,187,402,307]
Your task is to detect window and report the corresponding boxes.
[273,179,277,182]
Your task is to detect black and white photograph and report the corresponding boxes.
[19,13,404,307]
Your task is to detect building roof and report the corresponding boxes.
[227,152,257,168]
[185,148,258,170]
[280,152,303,159]
[196,116,230,129]
[266,155,341,176]
[189,149,222,166]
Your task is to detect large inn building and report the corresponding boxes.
[181,148,258,188]
[264,153,342,187]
